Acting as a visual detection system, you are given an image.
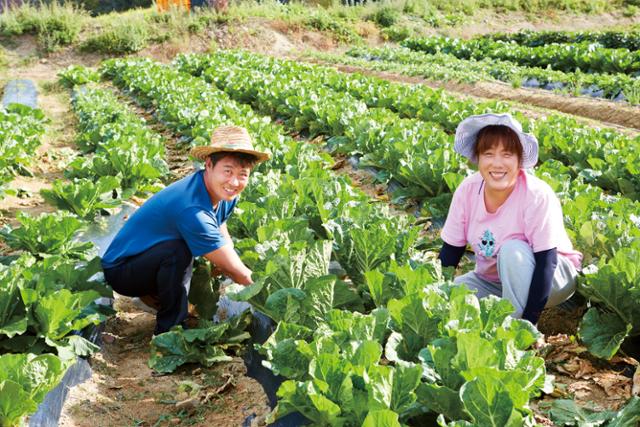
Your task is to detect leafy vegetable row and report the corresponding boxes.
[402,36,640,75]
[42,70,170,220]
[480,29,640,51]
[176,50,640,361]
[0,210,114,426]
[101,56,558,426]
[0,71,172,425]
[318,46,640,105]
[179,50,640,201]
[0,104,46,197]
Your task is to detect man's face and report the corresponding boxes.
[204,156,251,206]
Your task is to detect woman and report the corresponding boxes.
[439,113,582,324]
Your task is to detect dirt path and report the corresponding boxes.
[59,297,270,427]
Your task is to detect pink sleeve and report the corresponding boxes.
[524,186,565,252]
[441,184,468,247]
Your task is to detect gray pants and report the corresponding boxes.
[454,240,578,318]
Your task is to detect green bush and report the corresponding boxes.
[381,24,413,41]
[370,6,400,28]
[80,18,149,54]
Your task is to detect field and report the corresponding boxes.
[1,1,640,426]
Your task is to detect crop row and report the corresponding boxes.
[481,29,640,51]
[100,56,564,426]
[318,46,640,105]
[0,75,172,425]
[177,50,640,201]
[0,104,46,197]
[174,50,640,361]
[402,36,640,75]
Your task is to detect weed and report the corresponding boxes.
[370,6,399,28]
[381,24,413,41]
[80,17,149,54]
[0,2,87,52]
[40,80,65,94]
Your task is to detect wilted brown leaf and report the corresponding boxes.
[592,372,631,400]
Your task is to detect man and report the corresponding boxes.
[101,125,270,335]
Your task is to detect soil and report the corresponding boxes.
[2,9,639,426]
[59,296,270,427]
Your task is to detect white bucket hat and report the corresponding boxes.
[454,113,539,169]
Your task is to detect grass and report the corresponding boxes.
[0,0,634,57]
[0,2,88,52]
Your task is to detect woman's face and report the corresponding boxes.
[477,142,520,194]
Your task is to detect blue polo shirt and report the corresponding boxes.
[101,170,237,269]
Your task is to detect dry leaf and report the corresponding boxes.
[633,366,640,396]
[592,372,631,399]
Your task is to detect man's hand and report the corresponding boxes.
[203,244,253,286]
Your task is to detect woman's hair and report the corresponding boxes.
[474,125,523,164]
[208,152,259,169]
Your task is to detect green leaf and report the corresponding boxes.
[608,396,640,427]
[188,260,219,320]
[0,211,92,259]
[265,288,307,323]
[0,380,37,427]
[416,382,468,422]
[460,376,518,427]
[362,409,401,427]
[149,311,251,373]
[547,399,614,426]
[34,289,101,341]
[0,269,27,338]
[578,308,632,360]
[388,294,441,362]
[41,176,121,220]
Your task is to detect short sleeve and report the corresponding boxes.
[441,185,468,247]
[218,198,238,224]
[177,207,229,257]
[524,186,564,253]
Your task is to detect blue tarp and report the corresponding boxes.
[3,79,38,109]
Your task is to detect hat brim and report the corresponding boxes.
[190,146,271,163]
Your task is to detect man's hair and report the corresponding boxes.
[208,152,259,169]
[474,125,523,164]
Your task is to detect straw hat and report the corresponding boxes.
[454,113,539,169]
[190,125,270,163]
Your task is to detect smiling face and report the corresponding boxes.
[478,143,520,194]
[203,155,251,207]
[474,125,523,207]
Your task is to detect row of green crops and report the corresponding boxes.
[402,36,640,75]
[0,71,173,425]
[0,104,46,197]
[175,50,640,205]
[480,29,640,51]
[174,50,640,362]
[43,68,171,220]
[310,46,640,106]
[98,56,573,426]
[0,214,112,427]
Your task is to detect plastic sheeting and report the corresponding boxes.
[29,358,94,427]
[3,79,38,109]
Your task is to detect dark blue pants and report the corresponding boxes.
[103,240,194,335]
